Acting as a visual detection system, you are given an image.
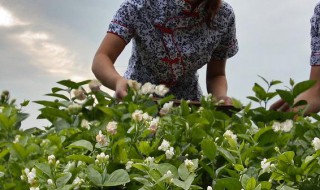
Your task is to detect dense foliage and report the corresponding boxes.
[1,77,320,190]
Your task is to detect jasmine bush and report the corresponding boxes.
[1,77,320,190]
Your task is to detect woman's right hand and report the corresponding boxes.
[114,78,128,101]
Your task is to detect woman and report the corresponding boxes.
[92,0,238,102]
[270,3,320,115]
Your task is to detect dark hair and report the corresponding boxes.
[191,0,221,27]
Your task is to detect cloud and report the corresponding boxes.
[0,5,27,27]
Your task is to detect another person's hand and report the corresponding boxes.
[216,95,233,105]
[270,89,320,115]
[114,78,128,101]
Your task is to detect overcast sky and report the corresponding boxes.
[0,0,318,129]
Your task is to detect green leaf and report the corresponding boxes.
[66,154,95,164]
[67,140,93,152]
[276,90,294,106]
[11,143,28,160]
[270,80,282,86]
[290,78,295,86]
[217,147,236,164]
[103,169,130,186]
[56,172,72,188]
[253,83,267,101]
[157,163,178,178]
[87,166,103,186]
[247,96,260,103]
[201,139,217,161]
[35,163,53,179]
[45,93,70,101]
[246,177,257,190]
[292,80,316,97]
[214,177,242,190]
[138,141,152,156]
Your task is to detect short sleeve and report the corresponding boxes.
[311,3,320,66]
[212,7,239,60]
[108,0,138,44]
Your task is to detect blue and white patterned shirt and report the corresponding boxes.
[311,2,320,65]
[108,0,238,100]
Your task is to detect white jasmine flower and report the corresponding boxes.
[89,79,101,92]
[159,101,174,115]
[72,177,84,190]
[216,99,225,105]
[127,80,141,91]
[106,121,118,135]
[95,152,109,164]
[272,121,281,132]
[197,106,204,113]
[164,170,173,179]
[140,82,156,95]
[13,135,21,143]
[184,159,196,172]
[81,119,90,130]
[64,161,76,172]
[73,88,86,100]
[145,157,155,164]
[30,187,40,190]
[261,158,272,173]
[96,130,108,146]
[223,130,238,141]
[27,168,37,185]
[207,186,213,190]
[158,139,170,151]
[154,84,169,97]
[142,112,152,121]
[281,119,294,132]
[126,161,134,171]
[48,155,56,164]
[312,137,320,151]
[47,179,54,185]
[165,147,175,159]
[148,117,160,133]
[132,110,143,121]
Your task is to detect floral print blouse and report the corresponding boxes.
[108,0,238,100]
[311,2,320,65]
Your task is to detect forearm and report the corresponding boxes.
[92,53,123,91]
[206,75,228,99]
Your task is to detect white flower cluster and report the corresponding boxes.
[126,160,134,171]
[223,130,238,141]
[96,130,108,146]
[21,168,38,188]
[207,186,213,190]
[72,176,84,190]
[106,121,118,135]
[127,80,169,97]
[89,79,101,92]
[184,159,196,172]
[260,158,275,173]
[159,101,174,116]
[145,156,155,165]
[48,154,56,165]
[131,110,152,122]
[312,137,320,151]
[272,120,294,132]
[158,140,175,159]
[148,117,160,133]
[95,152,110,164]
[13,135,21,143]
[73,88,86,101]
[81,119,91,130]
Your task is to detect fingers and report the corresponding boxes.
[269,99,286,110]
[115,78,128,101]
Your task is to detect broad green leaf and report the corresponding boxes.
[133,177,153,187]
[214,177,242,190]
[253,83,267,101]
[35,163,53,179]
[138,141,152,156]
[292,80,316,97]
[157,163,178,178]
[87,166,103,186]
[11,143,28,160]
[103,169,130,186]
[66,154,95,164]
[246,177,256,190]
[67,140,93,152]
[56,172,72,188]
[45,93,70,101]
[201,139,217,161]
[217,147,236,164]
[276,90,294,106]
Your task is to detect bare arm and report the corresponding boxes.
[206,59,232,104]
[92,33,128,99]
